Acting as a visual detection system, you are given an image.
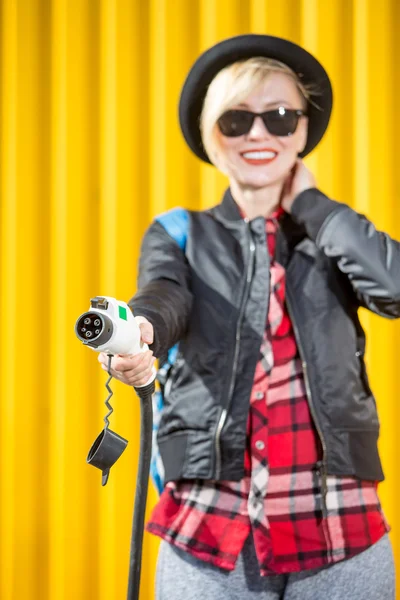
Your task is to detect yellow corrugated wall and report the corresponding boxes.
[1,0,400,598]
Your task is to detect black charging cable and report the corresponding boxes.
[128,379,155,600]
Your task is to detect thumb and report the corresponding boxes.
[135,317,154,344]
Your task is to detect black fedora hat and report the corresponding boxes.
[179,34,333,163]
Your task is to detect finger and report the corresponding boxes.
[119,352,154,379]
[115,360,152,385]
[99,355,116,373]
[139,321,154,344]
[280,172,292,200]
[131,365,155,387]
[116,355,156,385]
[98,352,110,366]
[114,350,153,373]
[121,359,155,385]
[101,363,117,377]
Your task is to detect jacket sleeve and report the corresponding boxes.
[291,188,400,318]
[128,220,193,357]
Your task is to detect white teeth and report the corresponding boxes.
[242,151,277,159]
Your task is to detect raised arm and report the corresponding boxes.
[291,188,400,318]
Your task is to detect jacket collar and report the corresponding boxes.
[209,188,308,266]
[210,188,244,223]
[211,188,307,243]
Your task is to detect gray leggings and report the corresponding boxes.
[156,534,395,599]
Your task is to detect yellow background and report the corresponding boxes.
[1,0,400,598]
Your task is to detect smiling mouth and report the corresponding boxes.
[240,150,278,165]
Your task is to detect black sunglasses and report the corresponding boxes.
[217,107,305,137]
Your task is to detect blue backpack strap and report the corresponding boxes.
[156,207,189,250]
[150,343,179,495]
[151,208,188,494]
[150,389,166,495]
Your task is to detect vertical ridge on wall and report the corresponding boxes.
[0,1,17,598]
[199,0,220,209]
[98,2,119,597]
[353,0,370,216]
[164,0,201,213]
[13,2,47,598]
[48,0,68,597]
[300,0,318,177]
[302,0,334,196]
[250,0,267,32]
[100,0,118,293]
[114,2,151,597]
[66,2,101,598]
[1,2,400,599]
[263,0,302,42]
[150,0,167,217]
[35,2,52,596]
[324,0,354,204]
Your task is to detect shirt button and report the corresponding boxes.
[255,440,265,450]
[255,391,264,400]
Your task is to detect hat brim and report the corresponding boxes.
[179,34,333,163]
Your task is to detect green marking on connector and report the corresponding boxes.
[118,305,127,320]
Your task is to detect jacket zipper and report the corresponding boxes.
[214,223,256,478]
[285,287,329,521]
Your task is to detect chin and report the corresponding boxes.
[239,174,282,190]
[234,163,291,189]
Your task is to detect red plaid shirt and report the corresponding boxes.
[147,211,390,575]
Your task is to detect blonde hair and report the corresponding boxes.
[200,57,318,165]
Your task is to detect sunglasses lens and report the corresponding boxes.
[217,111,254,137]
[263,110,299,136]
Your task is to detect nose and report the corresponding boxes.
[247,115,271,140]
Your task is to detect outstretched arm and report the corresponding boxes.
[129,220,193,357]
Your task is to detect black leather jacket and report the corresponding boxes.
[130,188,400,486]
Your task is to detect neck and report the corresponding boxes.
[229,178,284,220]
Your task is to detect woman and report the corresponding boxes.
[99,35,396,599]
